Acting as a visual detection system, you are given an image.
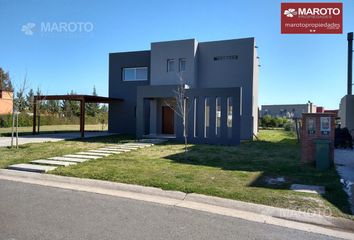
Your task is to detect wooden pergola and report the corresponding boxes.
[33,95,123,137]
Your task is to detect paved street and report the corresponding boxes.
[0,179,341,240]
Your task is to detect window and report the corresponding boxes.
[204,97,210,138]
[179,58,186,72]
[227,97,233,138]
[167,59,175,72]
[123,67,148,81]
[216,97,221,137]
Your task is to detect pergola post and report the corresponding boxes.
[80,99,86,138]
[32,98,37,135]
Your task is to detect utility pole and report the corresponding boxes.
[348,32,353,95]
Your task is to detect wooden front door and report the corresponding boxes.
[162,106,174,134]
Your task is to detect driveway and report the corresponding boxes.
[0,131,113,148]
[0,179,340,240]
[335,149,354,213]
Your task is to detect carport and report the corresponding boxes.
[32,95,123,137]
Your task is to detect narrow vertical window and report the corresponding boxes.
[193,97,198,137]
[179,58,186,72]
[167,59,175,72]
[227,97,233,138]
[216,97,221,137]
[204,97,210,138]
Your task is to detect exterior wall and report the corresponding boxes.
[0,90,13,115]
[108,51,150,134]
[300,113,335,165]
[197,38,256,140]
[261,103,316,118]
[150,39,198,88]
[339,95,354,130]
[136,85,241,145]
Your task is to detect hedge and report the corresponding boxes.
[0,113,108,128]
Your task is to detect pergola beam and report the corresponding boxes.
[32,94,123,137]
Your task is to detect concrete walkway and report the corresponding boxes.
[0,131,114,148]
[335,149,354,213]
[7,139,166,173]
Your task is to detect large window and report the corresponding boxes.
[167,59,175,72]
[179,58,186,72]
[123,67,148,81]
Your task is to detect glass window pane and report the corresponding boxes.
[123,68,135,81]
[216,97,221,137]
[167,59,175,72]
[136,67,148,80]
[204,97,210,138]
[179,58,186,72]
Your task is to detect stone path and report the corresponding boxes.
[7,139,166,173]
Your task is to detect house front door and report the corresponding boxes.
[162,106,174,134]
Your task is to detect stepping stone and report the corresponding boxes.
[7,163,57,173]
[89,150,123,154]
[125,143,152,147]
[290,184,325,195]
[31,159,77,167]
[63,154,102,159]
[77,152,112,157]
[102,147,130,152]
[49,157,89,163]
[106,146,138,150]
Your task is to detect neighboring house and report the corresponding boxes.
[109,38,259,144]
[260,102,316,118]
[0,89,13,115]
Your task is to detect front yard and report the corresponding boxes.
[0,129,352,219]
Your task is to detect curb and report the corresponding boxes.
[0,169,353,234]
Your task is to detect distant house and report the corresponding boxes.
[260,102,316,118]
[108,38,259,144]
[0,89,13,115]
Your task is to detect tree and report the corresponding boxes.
[0,67,13,91]
[47,100,60,116]
[86,86,100,117]
[165,74,190,155]
[26,88,35,111]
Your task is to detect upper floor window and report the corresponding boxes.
[167,59,175,72]
[123,67,148,81]
[179,58,186,72]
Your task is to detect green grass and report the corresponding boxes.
[0,124,108,136]
[0,129,351,219]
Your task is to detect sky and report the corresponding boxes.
[0,0,353,109]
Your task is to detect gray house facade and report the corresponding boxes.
[109,38,259,144]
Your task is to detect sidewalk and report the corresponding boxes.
[0,169,353,240]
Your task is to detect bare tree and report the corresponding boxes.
[165,74,190,155]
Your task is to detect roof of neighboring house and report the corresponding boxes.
[34,94,123,103]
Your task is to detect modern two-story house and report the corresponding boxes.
[109,38,259,144]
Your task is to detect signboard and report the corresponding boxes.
[307,117,315,134]
[281,2,343,34]
[320,117,331,135]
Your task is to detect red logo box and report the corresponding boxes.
[281,2,342,34]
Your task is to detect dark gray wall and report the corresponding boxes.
[151,39,198,88]
[108,50,150,134]
[197,38,256,140]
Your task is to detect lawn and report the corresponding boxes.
[0,129,351,219]
[0,124,108,136]
[50,129,351,219]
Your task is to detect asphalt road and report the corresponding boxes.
[0,179,341,240]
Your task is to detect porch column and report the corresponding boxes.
[149,99,157,135]
[32,99,37,134]
[80,99,86,138]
